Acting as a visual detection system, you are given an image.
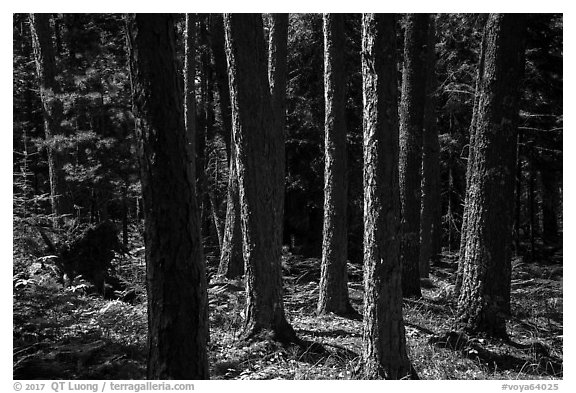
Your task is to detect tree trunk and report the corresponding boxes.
[126,13,209,379]
[361,13,414,380]
[29,13,72,226]
[455,15,489,295]
[224,13,296,343]
[399,14,428,297]
[457,14,526,338]
[212,14,244,279]
[318,13,353,315]
[217,145,244,278]
[268,13,288,259]
[419,15,441,278]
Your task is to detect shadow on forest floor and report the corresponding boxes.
[13,249,563,380]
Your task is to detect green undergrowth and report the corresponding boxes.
[13,249,562,380]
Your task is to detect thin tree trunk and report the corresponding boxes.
[419,15,441,277]
[29,13,72,226]
[361,13,414,380]
[399,14,428,297]
[217,145,244,278]
[126,13,209,379]
[213,13,244,279]
[224,13,296,343]
[457,14,526,337]
[318,13,353,315]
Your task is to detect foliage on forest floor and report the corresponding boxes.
[13,247,562,380]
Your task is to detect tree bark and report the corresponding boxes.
[318,14,353,315]
[224,13,296,343]
[419,15,441,278]
[213,13,244,279]
[29,13,72,225]
[126,13,209,379]
[217,145,244,278]
[399,14,428,297]
[268,13,289,266]
[361,13,414,380]
[455,14,489,295]
[457,14,526,337]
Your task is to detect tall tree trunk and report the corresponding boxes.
[212,13,241,275]
[29,13,72,226]
[419,15,441,278]
[224,13,296,343]
[268,13,289,262]
[399,14,428,297]
[457,14,526,338]
[318,13,353,315]
[361,13,414,380]
[212,14,244,279]
[126,13,209,379]
[455,14,488,295]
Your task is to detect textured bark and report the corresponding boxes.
[29,13,72,224]
[268,13,289,266]
[457,14,526,337]
[399,14,428,297]
[456,14,488,294]
[224,13,296,342]
[419,15,441,278]
[126,14,209,379]
[217,145,244,278]
[318,14,353,315]
[212,14,244,278]
[361,14,413,380]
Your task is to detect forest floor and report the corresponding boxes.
[13,239,563,380]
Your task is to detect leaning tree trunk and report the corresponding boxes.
[455,14,489,295]
[318,13,353,315]
[399,14,428,297]
[126,13,209,379]
[213,13,244,279]
[361,13,414,380]
[29,13,72,226]
[224,13,296,343]
[457,13,526,338]
[419,15,441,278]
